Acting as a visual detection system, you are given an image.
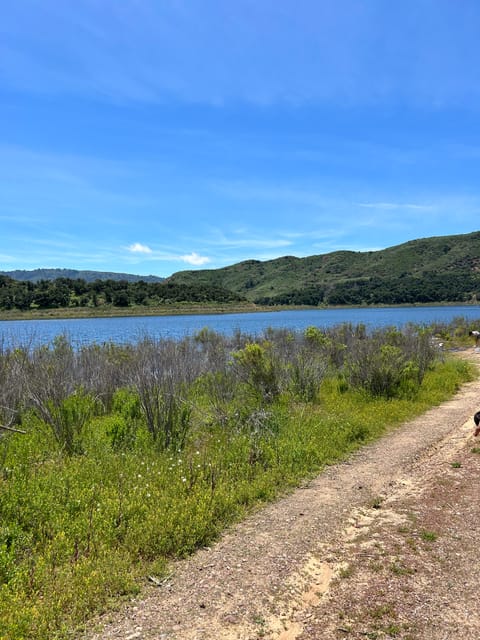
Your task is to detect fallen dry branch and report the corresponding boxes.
[0,424,26,434]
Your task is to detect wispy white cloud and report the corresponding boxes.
[121,246,211,268]
[206,227,293,251]
[311,240,383,253]
[218,237,292,250]
[210,180,328,206]
[214,183,441,219]
[357,201,435,211]
[127,243,152,254]
[180,252,210,266]
[2,2,480,107]
[0,145,158,225]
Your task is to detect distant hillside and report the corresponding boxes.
[0,268,165,283]
[168,231,480,305]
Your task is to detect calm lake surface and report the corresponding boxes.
[1,306,480,348]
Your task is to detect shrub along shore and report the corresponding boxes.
[0,300,261,321]
[0,322,476,639]
[0,300,477,322]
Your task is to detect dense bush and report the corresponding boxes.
[0,324,442,454]
[0,322,475,639]
[0,276,246,311]
[256,273,480,306]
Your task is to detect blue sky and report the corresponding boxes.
[1,1,480,277]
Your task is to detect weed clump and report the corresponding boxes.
[0,321,474,639]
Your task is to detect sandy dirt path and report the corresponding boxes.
[86,352,480,640]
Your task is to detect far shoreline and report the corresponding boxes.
[0,301,479,322]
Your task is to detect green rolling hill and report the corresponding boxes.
[167,231,480,305]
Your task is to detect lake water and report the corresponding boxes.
[1,306,480,348]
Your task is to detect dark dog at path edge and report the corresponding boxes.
[474,411,480,437]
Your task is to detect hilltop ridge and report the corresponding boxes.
[2,231,480,310]
[0,268,165,283]
[168,230,480,305]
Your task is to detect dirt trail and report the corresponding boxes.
[86,351,480,640]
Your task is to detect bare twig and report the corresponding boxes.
[0,423,26,434]
[0,411,25,434]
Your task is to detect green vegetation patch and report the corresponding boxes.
[168,231,480,304]
[0,324,475,639]
[0,275,246,313]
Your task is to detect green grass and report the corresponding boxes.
[420,530,439,542]
[0,356,474,639]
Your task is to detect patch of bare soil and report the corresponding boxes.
[84,351,480,640]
